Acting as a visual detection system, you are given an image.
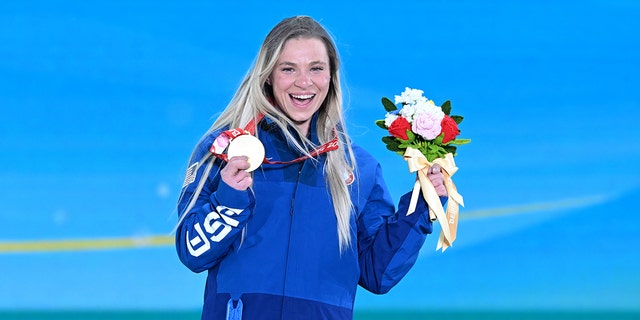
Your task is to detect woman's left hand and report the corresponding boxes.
[427,164,447,197]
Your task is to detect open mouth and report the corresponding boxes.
[290,94,316,104]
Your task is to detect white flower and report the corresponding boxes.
[414,99,444,118]
[399,104,418,122]
[384,113,399,127]
[394,87,427,105]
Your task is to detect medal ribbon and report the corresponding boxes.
[209,113,339,165]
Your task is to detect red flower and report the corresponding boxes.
[440,115,460,143]
[388,117,411,140]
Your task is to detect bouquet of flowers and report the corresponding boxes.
[376,87,470,251]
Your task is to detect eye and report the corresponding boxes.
[311,66,325,72]
[280,67,295,73]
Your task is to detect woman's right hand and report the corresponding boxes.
[221,156,253,190]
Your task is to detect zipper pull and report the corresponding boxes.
[226,298,243,320]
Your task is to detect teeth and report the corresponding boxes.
[291,94,314,99]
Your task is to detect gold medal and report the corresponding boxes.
[226,135,265,172]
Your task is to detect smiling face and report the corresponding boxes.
[268,37,331,136]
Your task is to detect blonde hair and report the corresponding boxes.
[181,16,356,251]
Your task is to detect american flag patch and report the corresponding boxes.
[182,162,199,188]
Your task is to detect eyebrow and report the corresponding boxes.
[277,60,328,67]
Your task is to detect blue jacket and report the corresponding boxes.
[176,118,435,319]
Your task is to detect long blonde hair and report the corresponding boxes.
[183,16,356,251]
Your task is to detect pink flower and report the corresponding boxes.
[412,112,443,140]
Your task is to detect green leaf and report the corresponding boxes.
[450,138,471,145]
[382,97,397,112]
[402,130,413,143]
[420,144,428,155]
[451,115,464,124]
[434,133,444,145]
[382,136,397,144]
[375,120,388,129]
[386,144,402,152]
[426,152,438,162]
[441,100,452,115]
[382,136,402,150]
[443,145,457,155]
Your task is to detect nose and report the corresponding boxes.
[294,72,312,88]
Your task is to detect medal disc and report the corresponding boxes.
[226,135,265,172]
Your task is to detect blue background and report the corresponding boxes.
[1,0,639,312]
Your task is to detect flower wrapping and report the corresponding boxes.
[376,88,470,251]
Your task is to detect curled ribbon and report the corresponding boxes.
[404,147,465,252]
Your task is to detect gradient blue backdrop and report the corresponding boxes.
[1,0,639,312]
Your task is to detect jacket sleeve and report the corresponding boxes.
[174,137,255,273]
[356,163,446,294]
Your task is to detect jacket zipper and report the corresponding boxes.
[289,162,304,216]
[280,161,304,319]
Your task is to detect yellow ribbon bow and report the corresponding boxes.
[403,147,465,252]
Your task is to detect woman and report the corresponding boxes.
[175,15,447,320]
